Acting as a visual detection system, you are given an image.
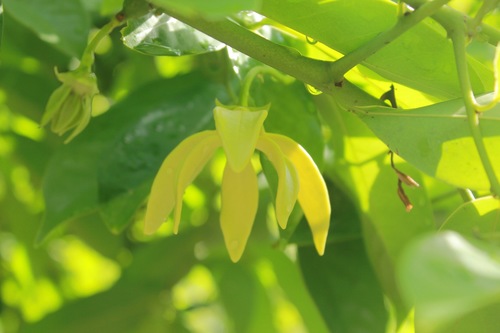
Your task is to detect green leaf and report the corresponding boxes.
[211,261,276,333]
[40,73,223,242]
[2,0,90,57]
[316,92,435,321]
[150,0,262,18]
[262,249,331,333]
[299,240,388,333]
[121,13,225,56]
[259,0,493,99]
[397,231,500,333]
[440,196,500,243]
[351,92,500,191]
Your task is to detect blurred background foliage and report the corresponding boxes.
[0,0,499,332]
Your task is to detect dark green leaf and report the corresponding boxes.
[3,0,90,57]
[40,73,224,242]
[122,13,225,56]
[299,240,388,333]
[261,249,330,333]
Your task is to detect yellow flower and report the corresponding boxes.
[145,102,331,262]
[41,69,99,143]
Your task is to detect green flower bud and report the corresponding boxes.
[41,68,99,143]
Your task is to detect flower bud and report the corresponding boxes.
[41,68,99,143]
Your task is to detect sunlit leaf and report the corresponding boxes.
[440,196,500,243]
[351,92,500,191]
[150,0,262,18]
[259,0,493,98]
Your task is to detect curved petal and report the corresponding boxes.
[220,162,259,262]
[213,105,268,172]
[50,94,81,134]
[174,134,221,233]
[144,131,217,234]
[256,135,299,229]
[64,97,92,143]
[267,133,330,255]
[41,84,72,126]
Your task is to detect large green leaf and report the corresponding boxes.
[351,92,500,191]
[299,240,388,333]
[259,0,493,99]
[397,231,500,333]
[316,91,435,321]
[263,249,331,333]
[122,13,225,56]
[211,261,277,333]
[2,0,89,57]
[149,0,262,18]
[40,73,223,242]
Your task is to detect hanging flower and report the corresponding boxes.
[145,102,331,262]
[41,68,99,143]
[41,15,123,143]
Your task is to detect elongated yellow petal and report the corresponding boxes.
[267,133,330,255]
[144,131,217,234]
[256,135,299,229]
[214,105,268,172]
[220,162,258,262]
[174,134,221,233]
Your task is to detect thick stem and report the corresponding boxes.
[328,0,450,82]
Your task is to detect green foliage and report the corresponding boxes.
[1,0,500,332]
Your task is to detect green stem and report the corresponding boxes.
[451,27,500,196]
[79,16,123,72]
[470,0,500,33]
[405,0,500,45]
[458,188,475,202]
[475,43,500,112]
[239,65,295,106]
[328,0,450,82]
